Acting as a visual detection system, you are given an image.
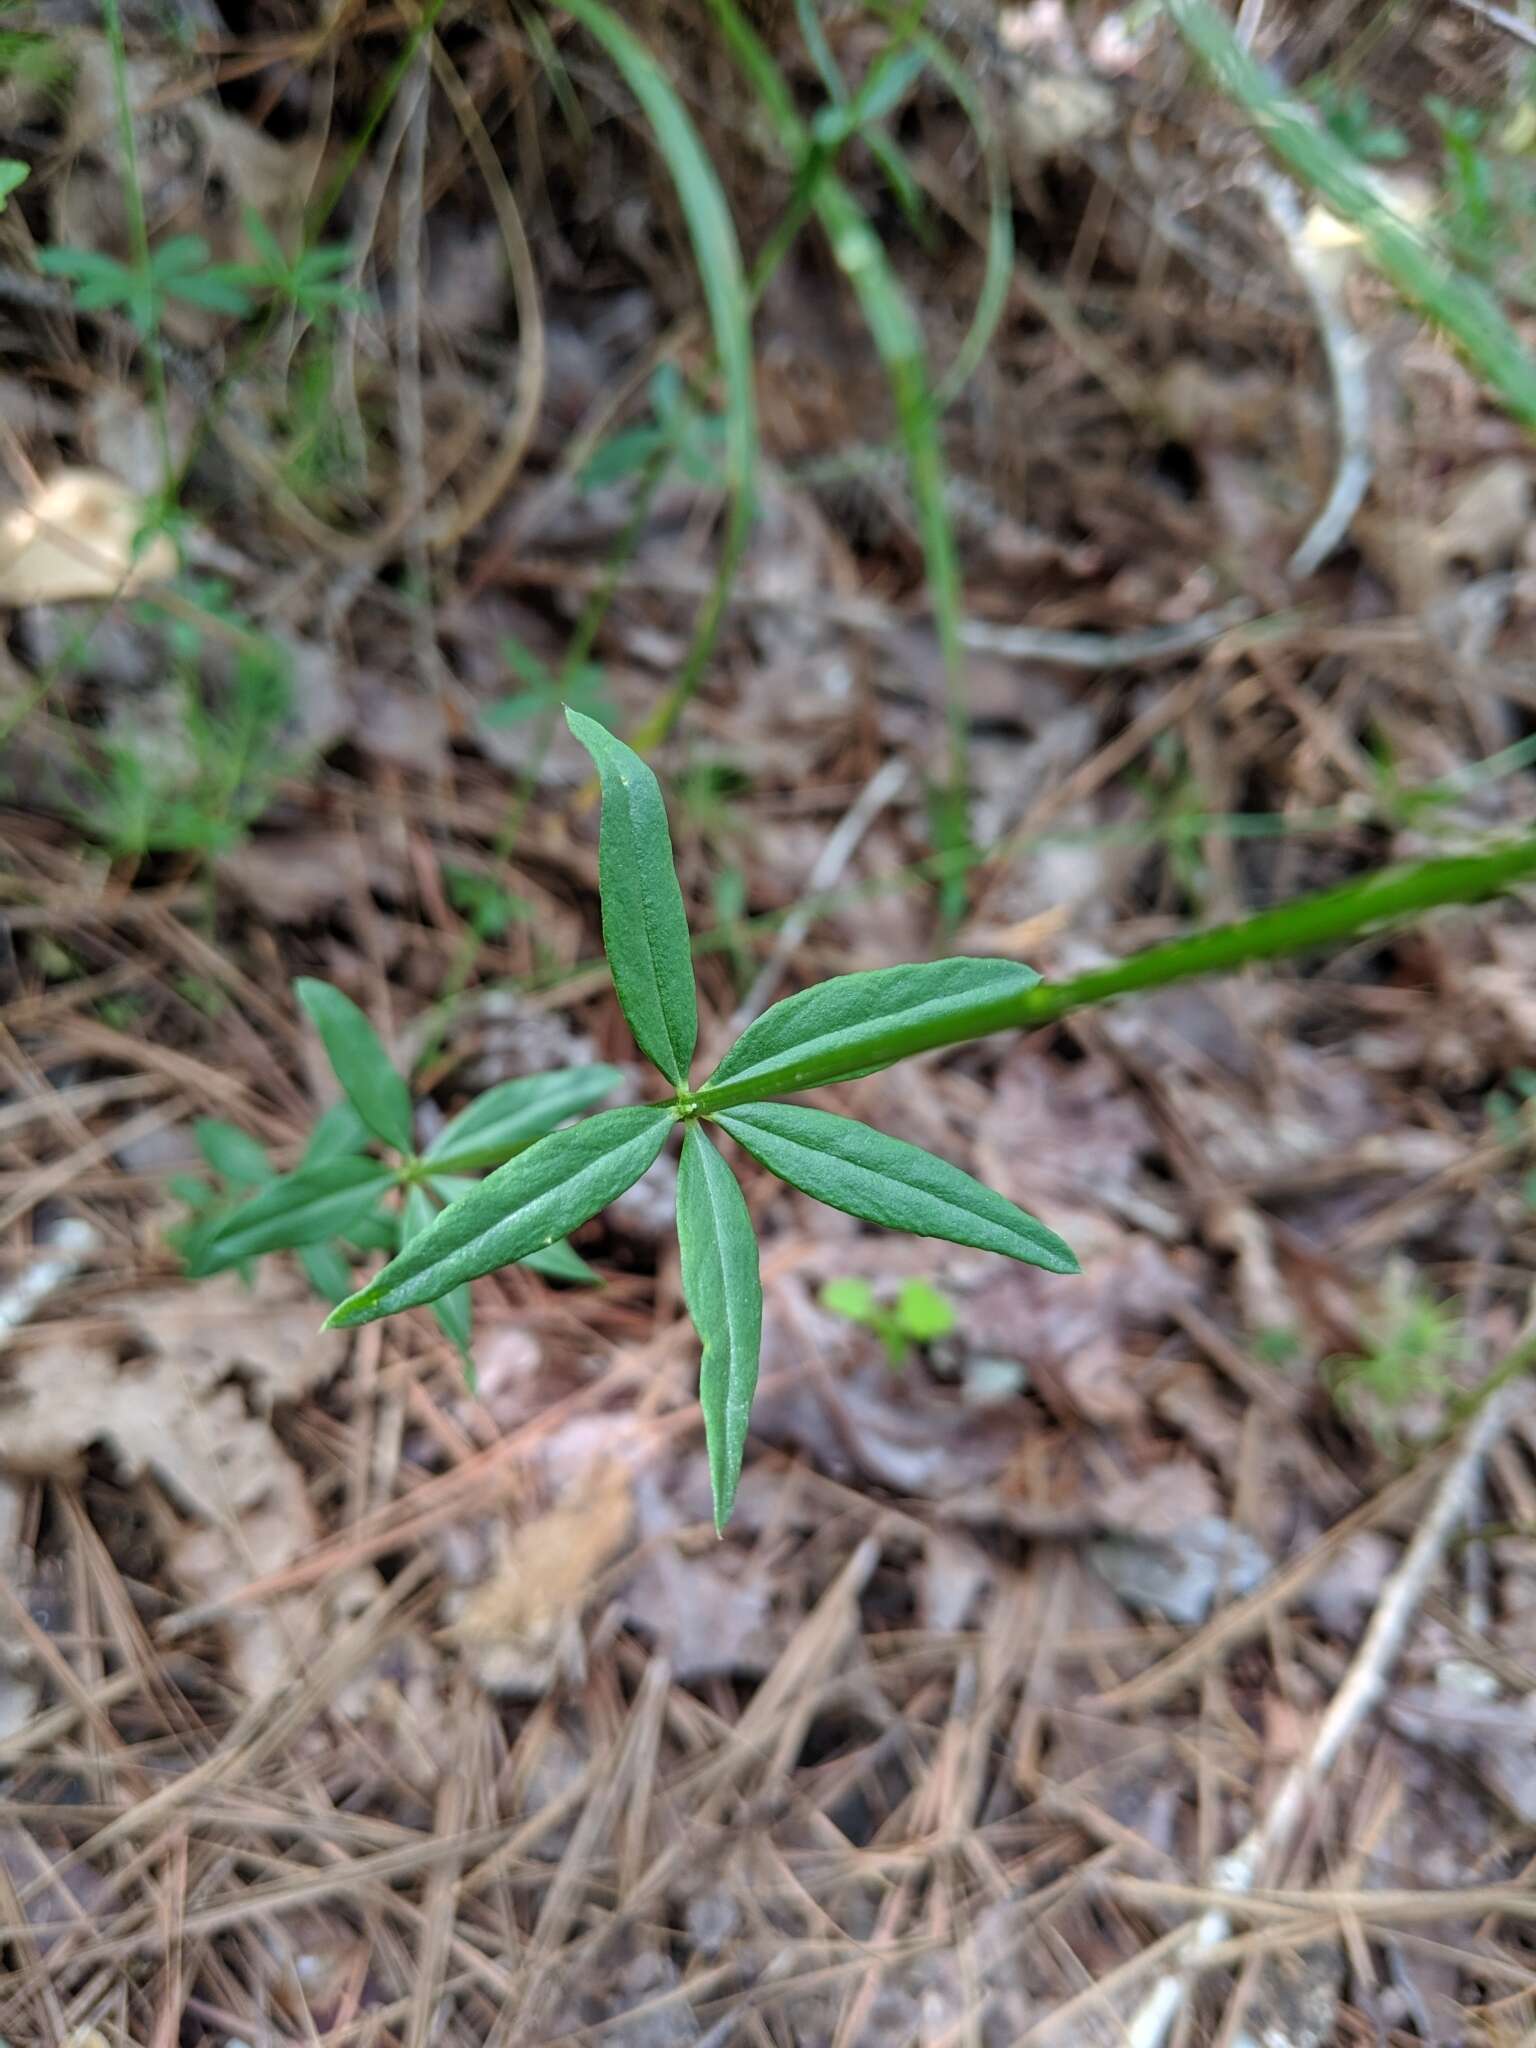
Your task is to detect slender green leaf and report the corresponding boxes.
[566,710,697,1083]
[189,1157,396,1271]
[715,1102,1078,1273]
[919,30,1011,411]
[701,958,1040,1110]
[167,265,254,316]
[300,1241,356,1305]
[194,1117,271,1188]
[1168,0,1536,434]
[0,160,28,210]
[294,978,414,1153]
[563,0,758,752]
[677,1124,762,1530]
[704,0,972,911]
[404,1185,473,1363]
[428,1177,599,1283]
[424,1064,623,1171]
[519,1238,601,1284]
[304,1098,374,1165]
[347,1209,400,1254]
[150,233,213,279]
[326,1104,675,1326]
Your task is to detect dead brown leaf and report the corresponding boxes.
[0,1271,343,1699]
[446,1463,633,1696]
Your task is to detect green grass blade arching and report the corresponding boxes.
[1167,0,1536,432]
[566,710,698,1084]
[703,0,972,910]
[294,979,415,1154]
[562,0,758,752]
[677,1123,763,1531]
[424,1064,624,1171]
[715,1101,1079,1273]
[701,957,1040,1110]
[189,1157,397,1271]
[326,1104,675,1327]
[918,27,1013,412]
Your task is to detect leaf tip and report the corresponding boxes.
[323,1292,374,1330]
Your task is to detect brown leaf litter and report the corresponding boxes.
[1,1271,343,1701]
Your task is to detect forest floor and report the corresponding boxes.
[3,2,1536,2043]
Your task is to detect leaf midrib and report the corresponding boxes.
[626,772,686,1076]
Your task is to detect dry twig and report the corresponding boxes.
[1120,1340,1534,2048]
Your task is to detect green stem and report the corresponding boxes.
[100,0,172,486]
[1166,0,1536,431]
[694,833,1536,1112]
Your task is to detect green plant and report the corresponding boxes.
[820,1274,955,1367]
[1309,81,1408,165]
[180,980,621,1365]
[1168,0,1536,430]
[0,159,26,209]
[1323,1266,1462,1449]
[324,712,1081,1528]
[51,584,296,860]
[485,636,618,734]
[38,233,254,333]
[1485,1067,1536,1213]
[226,209,360,319]
[182,702,1534,1521]
[442,864,534,943]
[581,363,727,493]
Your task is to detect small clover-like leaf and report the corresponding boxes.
[676,1123,761,1531]
[700,958,1040,1108]
[566,708,697,1085]
[188,1157,395,1272]
[327,1104,675,1327]
[715,1102,1078,1274]
[294,978,414,1154]
[424,1065,623,1172]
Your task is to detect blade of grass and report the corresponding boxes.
[916,28,1013,411]
[562,0,758,753]
[1167,0,1536,431]
[100,0,172,487]
[703,0,972,917]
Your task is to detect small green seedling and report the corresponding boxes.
[580,363,728,492]
[1323,1267,1462,1451]
[39,233,254,333]
[323,711,1079,1528]
[1485,1067,1536,1214]
[484,636,618,733]
[54,583,295,860]
[0,159,27,210]
[443,865,534,942]
[820,1275,956,1368]
[226,209,361,319]
[179,983,621,1366]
